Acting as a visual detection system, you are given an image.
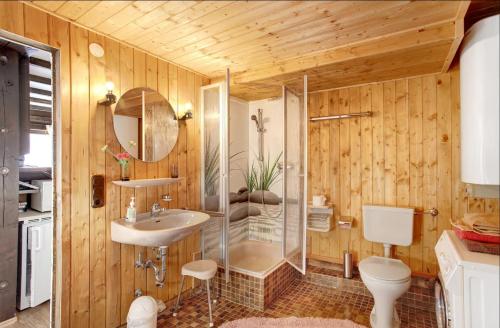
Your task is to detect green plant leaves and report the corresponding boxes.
[245,152,282,192]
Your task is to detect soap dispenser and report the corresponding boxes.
[126,196,136,223]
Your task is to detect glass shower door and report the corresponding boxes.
[283,76,308,274]
[200,72,230,281]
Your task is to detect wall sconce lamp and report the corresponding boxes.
[98,81,116,106]
[176,102,193,120]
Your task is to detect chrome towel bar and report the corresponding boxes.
[310,111,373,121]
[415,208,439,217]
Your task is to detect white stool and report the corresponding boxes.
[172,260,217,327]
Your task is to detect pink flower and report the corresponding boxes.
[116,152,130,160]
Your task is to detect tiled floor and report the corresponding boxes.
[157,279,437,328]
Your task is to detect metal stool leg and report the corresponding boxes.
[206,280,214,327]
[211,278,217,304]
[172,275,185,317]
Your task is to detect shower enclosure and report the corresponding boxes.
[200,72,308,287]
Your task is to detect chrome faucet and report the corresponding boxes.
[151,202,162,217]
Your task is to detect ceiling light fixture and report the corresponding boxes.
[89,43,104,58]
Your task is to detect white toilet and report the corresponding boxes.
[359,205,414,328]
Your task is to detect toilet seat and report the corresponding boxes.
[359,256,411,283]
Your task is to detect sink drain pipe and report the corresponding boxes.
[136,246,168,287]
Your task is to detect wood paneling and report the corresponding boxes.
[465,0,500,31]
[0,3,204,327]
[46,14,71,327]
[69,23,91,327]
[307,67,500,276]
[25,1,468,100]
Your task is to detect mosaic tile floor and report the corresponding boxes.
[157,279,437,328]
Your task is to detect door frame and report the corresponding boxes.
[0,29,61,328]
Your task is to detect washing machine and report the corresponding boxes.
[435,230,499,328]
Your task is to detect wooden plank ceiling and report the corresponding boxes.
[26,1,469,100]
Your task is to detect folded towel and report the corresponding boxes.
[459,213,499,236]
[474,226,500,235]
[463,213,499,229]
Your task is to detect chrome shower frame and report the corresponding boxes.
[199,71,309,281]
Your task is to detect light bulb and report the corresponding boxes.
[105,81,114,92]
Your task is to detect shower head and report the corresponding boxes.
[251,114,260,128]
[252,110,264,133]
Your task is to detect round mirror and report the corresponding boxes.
[113,87,178,162]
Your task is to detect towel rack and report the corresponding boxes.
[415,208,439,217]
[310,111,372,121]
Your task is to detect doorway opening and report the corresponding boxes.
[0,35,56,327]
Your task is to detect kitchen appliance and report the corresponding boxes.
[435,230,499,328]
[17,215,53,310]
[30,179,52,212]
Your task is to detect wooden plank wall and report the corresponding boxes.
[0,3,207,327]
[307,66,500,276]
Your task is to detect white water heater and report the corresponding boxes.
[460,14,499,186]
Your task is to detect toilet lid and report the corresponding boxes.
[359,256,411,282]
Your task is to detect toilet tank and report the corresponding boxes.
[362,205,414,246]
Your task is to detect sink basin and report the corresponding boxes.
[111,209,210,247]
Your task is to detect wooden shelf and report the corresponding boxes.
[112,178,181,188]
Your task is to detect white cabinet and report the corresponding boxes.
[17,215,53,310]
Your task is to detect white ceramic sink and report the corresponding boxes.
[111,209,210,247]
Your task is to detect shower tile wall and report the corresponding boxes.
[228,97,286,247]
[203,216,250,263]
[248,98,283,196]
[230,218,249,245]
[229,98,249,192]
[246,202,300,244]
[248,203,282,243]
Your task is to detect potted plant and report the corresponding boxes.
[101,143,135,181]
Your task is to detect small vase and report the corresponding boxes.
[120,163,130,181]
